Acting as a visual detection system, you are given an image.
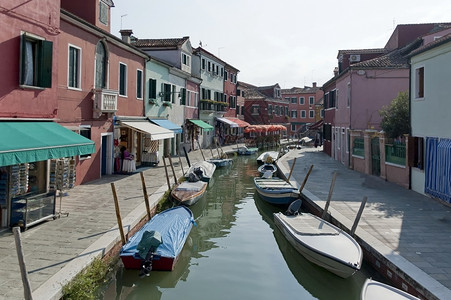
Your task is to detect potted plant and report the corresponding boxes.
[162,101,172,108]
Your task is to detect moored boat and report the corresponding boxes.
[184,160,216,182]
[257,151,279,164]
[207,157,233,167]
[237,146,258,155]
[120,206,195,274]
[274,200,363,278]
[361,278,420,300]
[254,176,299,205]
[171,180,208,206]
[257,163,278,175]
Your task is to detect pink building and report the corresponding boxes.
[281,83,323,138]
[59,1,148,183]
[0,0,95,229]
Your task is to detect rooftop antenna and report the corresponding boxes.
[121,14,128,29]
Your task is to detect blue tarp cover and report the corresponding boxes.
[121,206,194,259]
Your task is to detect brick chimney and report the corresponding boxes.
[120,29,133,44]
[312,82,317,88]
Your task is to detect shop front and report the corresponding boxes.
[185,119,214,151]
[0,121,95,230]
[114,118,175,170]
[149,118,183,157]
[216,117,250,145]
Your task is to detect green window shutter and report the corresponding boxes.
[136,70,142,98]
[180,88,186,105]
[38,40,53,88]
[149,79,157,99]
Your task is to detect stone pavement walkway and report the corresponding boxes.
[277,146,451,300]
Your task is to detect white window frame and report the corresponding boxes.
[79,125,92,160]
[301,110,306,118]
[68,44,82,90]
[309,96,314,105]
[299,97,305,105]
[309,110,315,118]
[182,53,190,66]
[119,62,127,97]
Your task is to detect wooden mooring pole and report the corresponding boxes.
[321,172,337,220]
[162,156,171,190]
[168,155,178,185]
[298,164,314,193]
[110,183,126,245]
[13,227,33,300]
[197,140,206,161]
[286,157,297,182]
[183,146,191,168]
[140,172,151,220]
[178,151,185,176]
[351,196,368,236]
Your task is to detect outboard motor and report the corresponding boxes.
[286,199,302,216]
[193,167,204,177]
[137,230,162,277]
[188,172,200,182]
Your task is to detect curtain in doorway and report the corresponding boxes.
[425,137,451,203]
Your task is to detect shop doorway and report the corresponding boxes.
[101,133,113,176]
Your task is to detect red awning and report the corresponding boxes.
[309,120,324,130]
[225,117,250,128]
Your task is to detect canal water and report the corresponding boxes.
[101,154,380,299]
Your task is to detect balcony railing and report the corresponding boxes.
[200,99,227,112]
[92,88,118,115]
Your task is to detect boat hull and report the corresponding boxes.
[171,181,208,206]
[254,177,299,205]
[274,212,362,278]
[120,206,194,271]
[361,279,420,300]
[208,158,233,167]
[237,146,258,155]
[257,151,279,164]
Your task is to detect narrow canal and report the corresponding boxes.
[101,154,382,299]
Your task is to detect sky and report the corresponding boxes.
[110,0,451,89]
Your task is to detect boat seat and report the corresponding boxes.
[280,214,339,236]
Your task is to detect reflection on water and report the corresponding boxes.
[102,154,376,300]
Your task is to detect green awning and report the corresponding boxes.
[0,122,96,167]
[189,119,214,131]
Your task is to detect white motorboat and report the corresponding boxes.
[361,278,420,300]
[257,151,279,164]
[273,200,363,278]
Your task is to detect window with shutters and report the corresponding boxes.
[95,41,107,89]
[119,63,127,96]
[148,78,157,99]
[99,1,108,25]
[180,88,186,105]
[136,69,143,99]
[415,67,424,99]
[68,44,81,89]
[20,32,53,88]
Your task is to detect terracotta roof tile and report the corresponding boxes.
[133,36,189,48]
